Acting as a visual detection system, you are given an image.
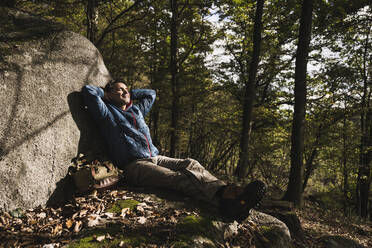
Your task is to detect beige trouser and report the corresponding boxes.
[123,156,226,206]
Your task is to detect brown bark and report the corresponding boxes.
[169,0,179,157]
[86,0,98,43]
[149,35,161,151]
[235,0,265,179]
[302,146,318,192]
[342,108,349,215]
[357,32,371,218]
[282,0,314,206]
[358,109,372,218]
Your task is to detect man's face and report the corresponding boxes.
[108,82,131,106]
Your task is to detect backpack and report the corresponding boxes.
[70,155,122,193]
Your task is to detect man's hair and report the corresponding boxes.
[104,79,125,92]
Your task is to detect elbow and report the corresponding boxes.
[81,85,93,95]
[81,85,88,92]
[150,89,156,101]
[81,85,104,98]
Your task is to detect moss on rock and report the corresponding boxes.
[174,215,219,246]
[107,199,140,213]
[255,225,294,248]
[177,215,214,238]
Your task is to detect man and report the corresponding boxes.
[82,80,266,221]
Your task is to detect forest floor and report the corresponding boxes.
[295,199,372,248]
[0,184,371,248]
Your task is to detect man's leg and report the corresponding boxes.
[155,156,226,205]
[153,156,267,221]
[123,156,225,206]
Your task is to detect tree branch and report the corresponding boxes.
[95,0,145,47]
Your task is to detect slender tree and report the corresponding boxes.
[169,0,179,157]
[342,102,349,215]
[86,0,98,43]
[357,30,371,218]
[283,0,314,206]
[235,0,265,179]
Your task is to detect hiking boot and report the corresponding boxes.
[219,180,266,222]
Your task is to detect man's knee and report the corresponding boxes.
[183,158,206,171]
[184,158,199,165]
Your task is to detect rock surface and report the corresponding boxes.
[247,209,292,248]
[0,7,111,211]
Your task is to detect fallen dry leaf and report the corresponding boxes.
[79,209,88,217]
[136,205,145,213]
[90,190,98,197]
[37,212,47,219]
[173,209,181,216]
[104,212,115,219]
[53,224,63,235]
[94,235,106,242]
[169,215,177,223]
[65,219,74,229]
[21,227,33,232]
[73,220,83,233]
[121,208,131,218]
[109,190,118,197]
[29,219,37,225]
[137,216,147,224]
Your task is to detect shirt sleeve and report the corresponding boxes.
[130,89,156,117]
[81,85,109,120]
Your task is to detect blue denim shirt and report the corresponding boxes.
[81,85,159,168]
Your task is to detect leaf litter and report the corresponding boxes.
[0,186,245,247]
[0,185,370,247]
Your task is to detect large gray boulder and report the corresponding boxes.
[0,8,111,211]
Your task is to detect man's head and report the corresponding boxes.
[104,80,131,107]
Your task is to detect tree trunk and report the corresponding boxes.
[358,109,372,218]
[169,0,179,157]
[342,107,349,215]
[302,123,322,192]
[357,32,371,218]
[235,0,264,179]
[302,147,318,192]
[148,25,160,150]
[282,0,314,207]
[87,0,98,43]
[187,102,196,157]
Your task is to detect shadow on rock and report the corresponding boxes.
[67,91,108,160]
[46,91,109,207]
[46,174,75,207]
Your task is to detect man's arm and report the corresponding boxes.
[81,85,109,120]
[130,89,156,116]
